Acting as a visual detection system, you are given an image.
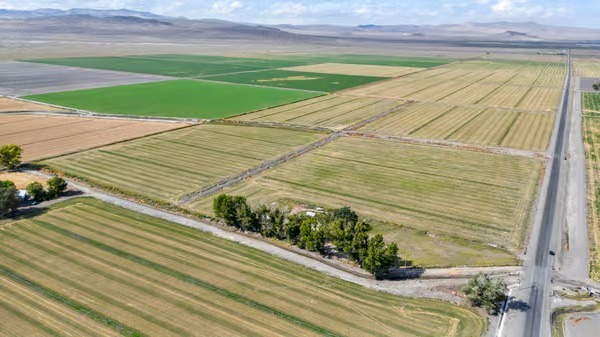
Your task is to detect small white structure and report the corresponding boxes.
[17,190,28,202]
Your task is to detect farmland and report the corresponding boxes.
[44,124,324,203]
[204,70,386,92]
[232,95,405,130]
[0,97,66,112]
[344,60,565,111]
[360,102,555,151]
[0,114,186,161]
[24,80,321,119]
[575,60,600,78]
[281,63,424,77]
[185,137,542,266]
[252,54,454,68]
[0,197,485,336]
[584,116,600,280]
[584,93,600,113]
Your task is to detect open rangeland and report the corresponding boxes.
[0,61,169,96]
[584,93,600,113]
[232,95,405,130]
[360,102,555,151]
[281,63,424,77]
[0,97,66,112]
[344,60,565,111]
[203,70,386,92]
[44,124,324,203]
[0,114,187,161]
[583,116,600,280]
[0,198,486,337]
[24,80,321,119]
[185,136,542,267]
[26,54,306,78]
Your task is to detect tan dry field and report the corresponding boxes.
[281,62,425,77]
[575,61,600,78]
[0,114,187,161]
[0,97,66,112]
[0,172,46,189]
[360,102,555,151]
[232,95,404,130]
[0,198,486,336]
[186,136,541,267]
[344,60,565,112]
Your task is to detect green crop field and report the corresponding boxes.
[185,137,541,267]
[44,124,324,203]
[0,198,485,336]
[584,93,600,112]
[25,55,304,77]
[23,80,321,119]
[233,95,404,130]
[206,70,386,92]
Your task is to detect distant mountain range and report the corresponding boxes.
[0,8,598,43]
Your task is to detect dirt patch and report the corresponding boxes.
[0,171,46,189]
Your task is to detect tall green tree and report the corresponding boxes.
[362,234,398,279]
[46,176,67,199]
[0,144,23,171]
[298,219,326,254]
[462,273,508,315]
[26,182,46,202]
[0,180,19,217]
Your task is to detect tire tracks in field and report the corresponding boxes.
[176,100,414,205]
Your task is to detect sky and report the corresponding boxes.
[0,0,598,28]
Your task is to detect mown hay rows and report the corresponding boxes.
[575,61,600,78]
[233,95,403,130]
[44,124,324,202]
[0,199,486,336]
[187,137,542,250]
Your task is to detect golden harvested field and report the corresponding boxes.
[360,102,555,151]
[232,95,404,130]
[0,114,187,161]
[0,198,486,336]
[575,61,600,78]
[281,63,424,77]
[584,116,600,280]
[344,60,565,111]
[45,124,324,203]
[0,97,66,112]
[186,137,542,266]
[0,172,46,189]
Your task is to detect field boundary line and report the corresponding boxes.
[342,101,415,131]
[343,131,546,158]
[216,119,333,133]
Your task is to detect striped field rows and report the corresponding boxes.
[0,198,486,336]
[44,124,324,202]
[232,95,404,130]
[186,137,543,252]
[360,102,555,151]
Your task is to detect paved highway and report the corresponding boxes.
[525,50,572,336]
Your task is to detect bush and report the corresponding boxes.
[26,182,46,202]
[462,273,508,315]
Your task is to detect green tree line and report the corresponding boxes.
[213,194,398,278]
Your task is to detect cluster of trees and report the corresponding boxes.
[0,180,19,217]
[593,83,600,91]
[213,194,398,278]
[462,273,508,315]
[26,177,68,202]
[1,144,22,171]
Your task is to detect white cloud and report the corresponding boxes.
[491,0,567,18]
[211,0,243,15]
[271,2,306,16]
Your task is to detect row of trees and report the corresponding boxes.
[213,194,398,278]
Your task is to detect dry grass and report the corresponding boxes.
[45,124,324,203]
[575,61,600,78]
[281,63,424,77]
[0,198,486,336]
[186,137,542,265]
[360,102,555,151]
[232,95,404,130]
[0,172,46,189]
[0,97,66,112]
[0,114,187,161]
